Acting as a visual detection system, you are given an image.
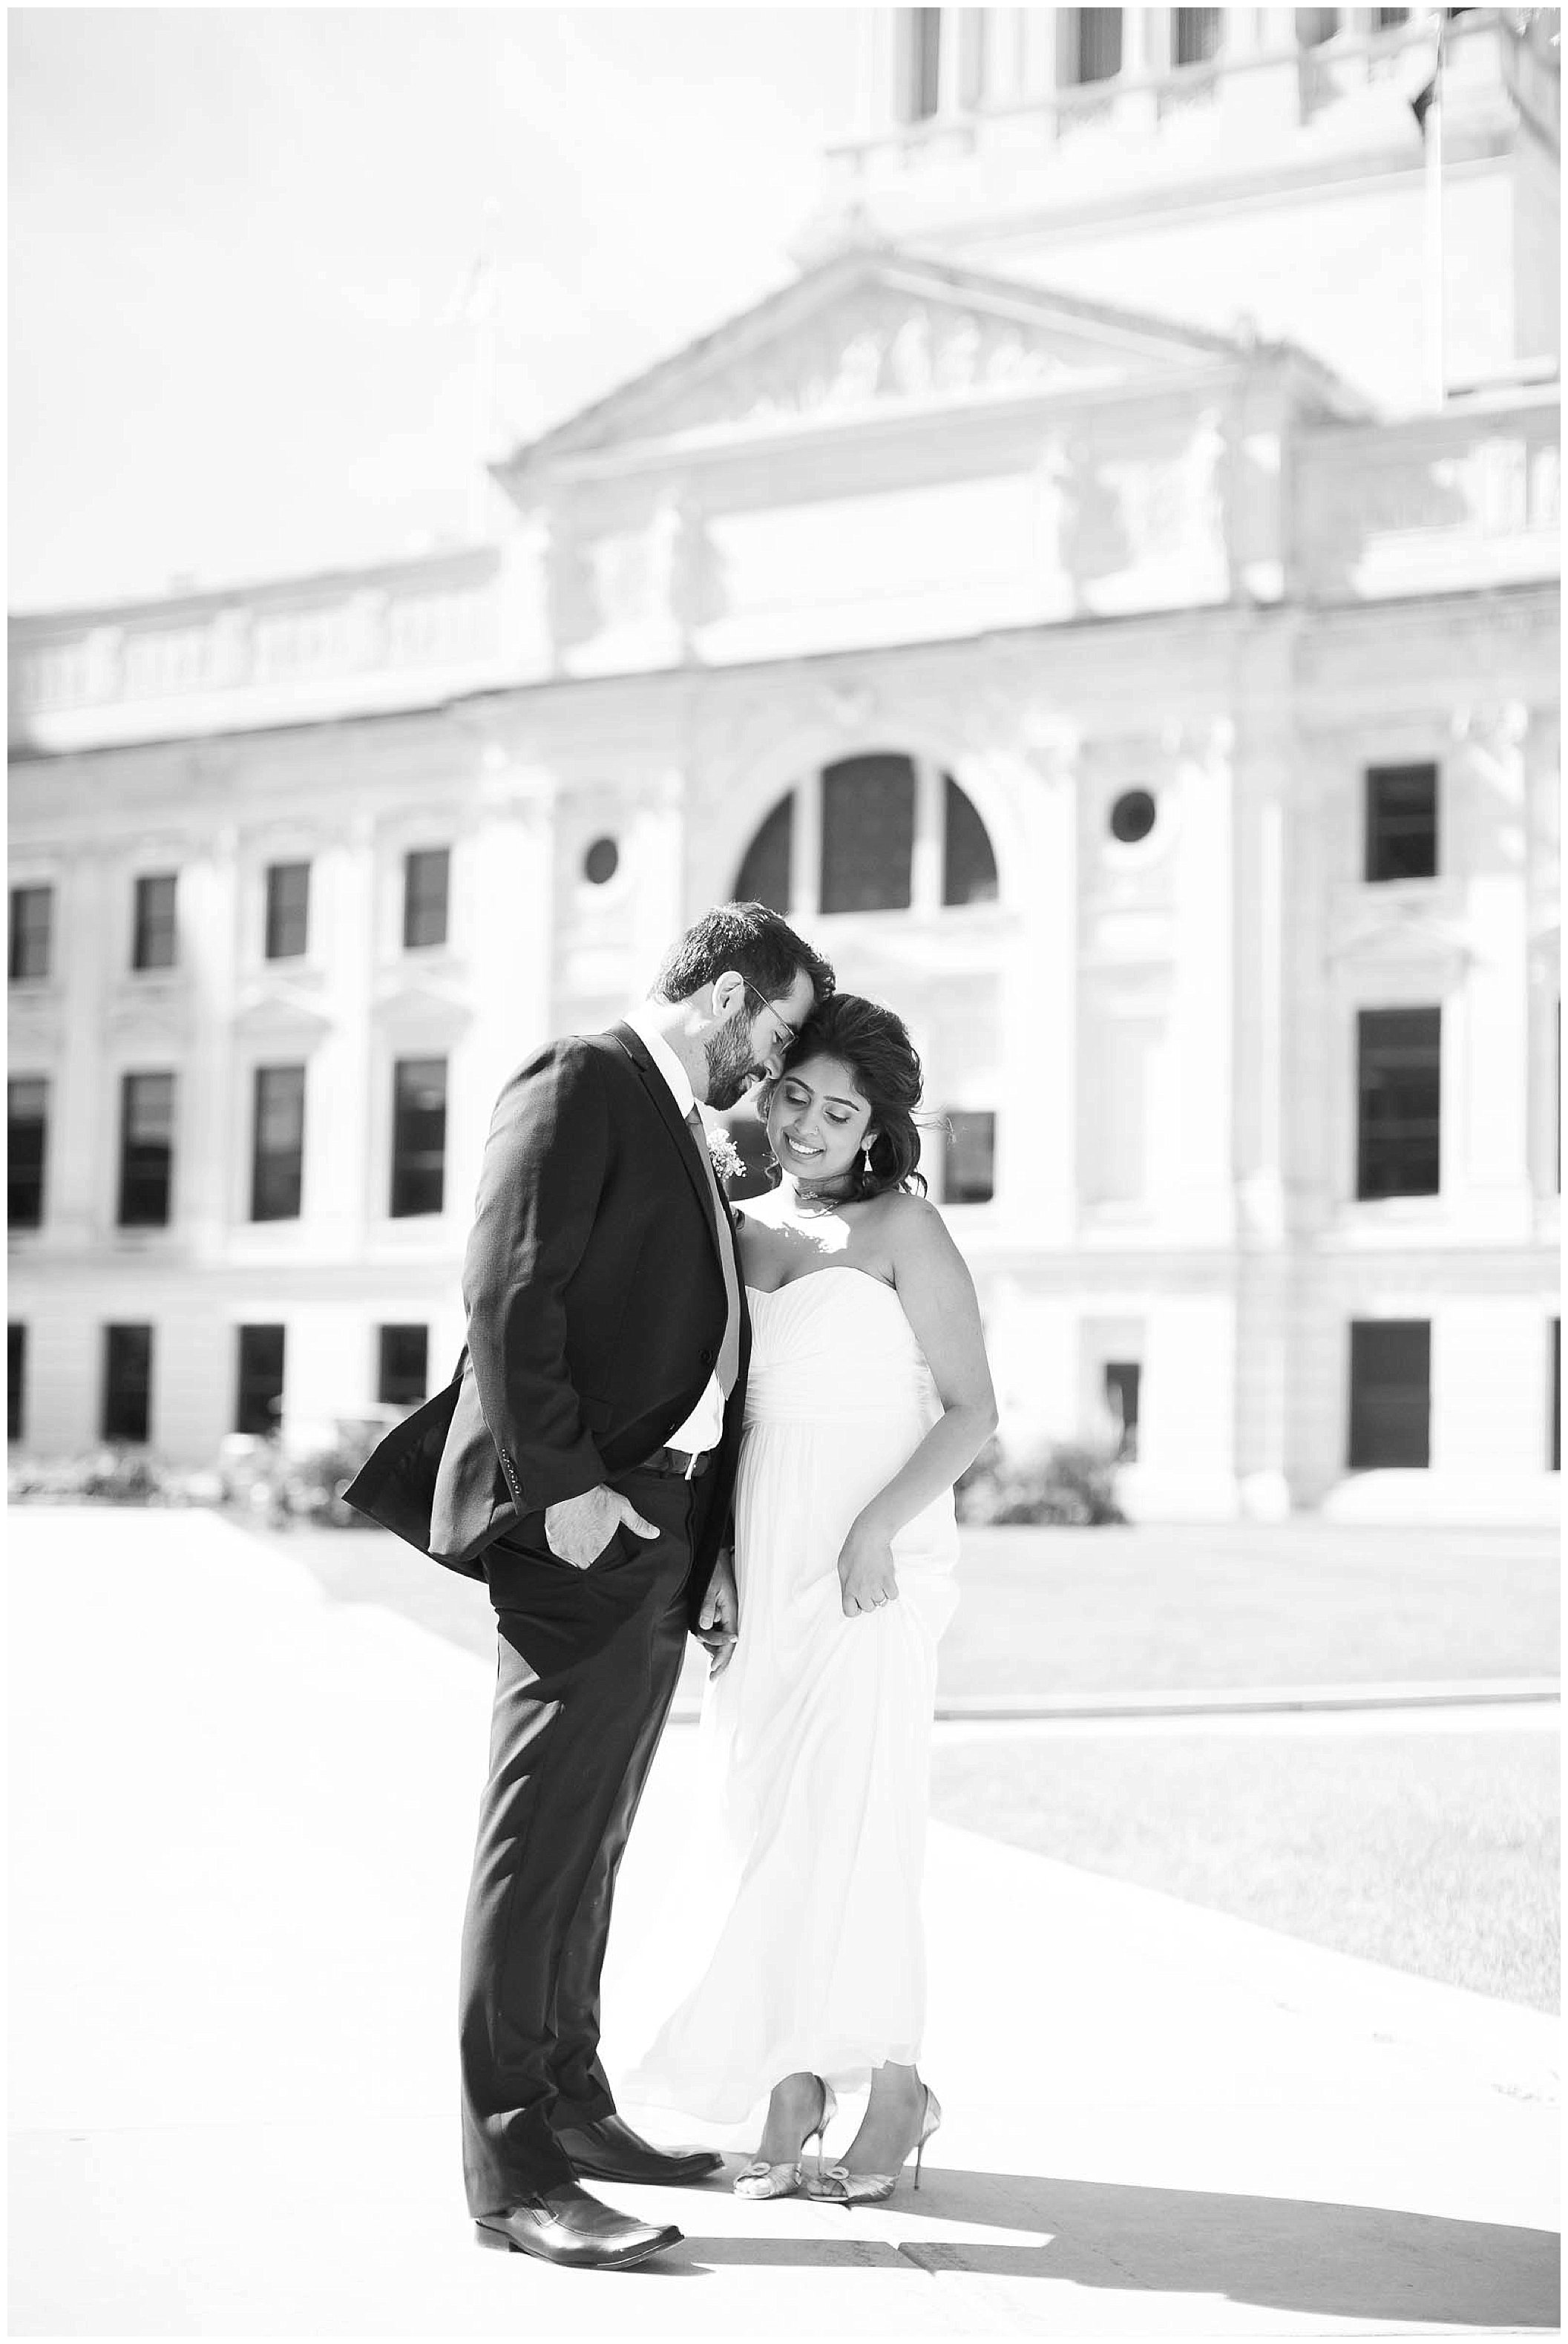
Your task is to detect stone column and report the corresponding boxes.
[1159,718,1237,1246]
[1449,702,1533,1239]
[999,714,1077,1244]
[1230,704,1293,1515]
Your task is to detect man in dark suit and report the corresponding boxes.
[346,903,832,2271]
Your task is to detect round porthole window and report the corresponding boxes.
[1109,789,1158,846]
[583,837,620,886]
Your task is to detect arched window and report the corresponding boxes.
[821,755,915,913]
[731,755,999,916]
[735,794,793,912]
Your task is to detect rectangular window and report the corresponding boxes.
[8,1077,47,1230]
[251,1065,305,1221]
[263,861,311,960]
[8,1323,25,1443]
[1357,1008,1440,1198]
[377,1324,430,1408]
[942,1109,996,1205]
[897,7,942,121]
[102,1323,153,1444]
[132,872,179,970]
[235,1324,286,1437]
[821,755,915,914]
[1172,9,1224,66]
[1104,1362,1141,1461]
[1551,1319,1561,1474]
[117,1071,176,1227]
[402,847,450,951]
[1365,763,1437,882]
[9,884,53,982]
[390,1058,447,1218]
[1069,8,1123,85]
[1348,1320,1431,1468]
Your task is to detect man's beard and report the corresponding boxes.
[703,1011,760,1111]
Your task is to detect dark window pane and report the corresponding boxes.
[1348,1320,1430,1468]
[133,872,179,970]
[10,885,53,982]
[735,795,794,913]
[251,1065,305,1221]
[1073,8,1123,83]
[403,848,450,950]
[377,1324,429,1408]
[117,1071,175,1227]
[8,1323,25,1442]
[102,1323,153,1444]
[821,755,915,914]
[1104,1361,1141,1461]
[899,7,942,119]
[1357,1008,1440,1198]
[390,1057,447,1218]
[943,1109,996,1204]
[264,861,310,960]
[235,1324,286,1437]
[1365,764,1437,882]
[1173,8,1224,65]
[8,1077,47,1230]
[943,776,999,906]
[1376,8,1409,27]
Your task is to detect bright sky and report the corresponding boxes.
[9,7,859,614]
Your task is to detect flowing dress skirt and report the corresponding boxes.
[626,1271,959,2124]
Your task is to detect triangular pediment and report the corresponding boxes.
[496,249,1247,485]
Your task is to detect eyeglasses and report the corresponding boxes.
[741,980,802,1059]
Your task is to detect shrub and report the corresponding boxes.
[956,1436,1126,1527]
[7,1445,216,1508]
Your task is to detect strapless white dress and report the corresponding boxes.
[626,1269,960,2123]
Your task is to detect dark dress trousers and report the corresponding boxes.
[344,1023,749,2210]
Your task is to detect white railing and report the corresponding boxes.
[11,550,505,730]
[824,13,1522,186]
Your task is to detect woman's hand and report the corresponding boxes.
[837,1511,899,1618]
[697,1552,739,1676]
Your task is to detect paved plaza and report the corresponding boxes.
[9,1507,1560,2337]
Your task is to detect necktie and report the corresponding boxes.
[686,1107,742,1400]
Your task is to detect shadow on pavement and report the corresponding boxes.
[666,2170,1561,2327]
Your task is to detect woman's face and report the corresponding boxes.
[767,1053,874,1186]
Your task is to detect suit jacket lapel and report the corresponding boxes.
[606,1022,730,1274]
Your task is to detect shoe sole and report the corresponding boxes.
[475,2222,683,2270]
[569,2159,722,2187]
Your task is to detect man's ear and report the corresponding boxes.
[712,969,747,1020]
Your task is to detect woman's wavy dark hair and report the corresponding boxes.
[761,992,928,1201]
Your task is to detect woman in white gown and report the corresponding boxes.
[628,994,997,2205]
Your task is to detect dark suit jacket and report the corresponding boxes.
[343,1023,749,1625]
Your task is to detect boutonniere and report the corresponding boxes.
[706,1126,746,1189]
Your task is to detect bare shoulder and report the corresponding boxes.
[871,1189,960,1268]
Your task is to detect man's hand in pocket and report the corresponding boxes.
[543,1485,658,1571]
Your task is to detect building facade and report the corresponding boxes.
[9,7,1561,1520]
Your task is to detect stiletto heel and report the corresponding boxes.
[807,2083,942,2207]
[734,2076,837,2201]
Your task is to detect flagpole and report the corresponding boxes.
[1424,16,1446,409]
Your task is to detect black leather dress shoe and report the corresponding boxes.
[554,2112,723,2187]
[473,2180,681,2271]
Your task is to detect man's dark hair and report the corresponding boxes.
[653,902,834,1011]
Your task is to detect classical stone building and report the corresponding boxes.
[9,7,1561,1520]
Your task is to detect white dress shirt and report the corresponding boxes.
[622,1005,727,1456]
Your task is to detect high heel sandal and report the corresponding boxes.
[806,2084,942,2207]
[733,2077,838,2200]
